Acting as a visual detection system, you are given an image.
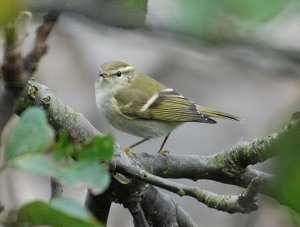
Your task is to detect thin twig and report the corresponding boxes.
[24,11,60,74]
[0,22,25,132]
[237,177,262,212]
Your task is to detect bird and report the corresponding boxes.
[95,61,240,155]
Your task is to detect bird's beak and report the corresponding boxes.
[99,71,110,79]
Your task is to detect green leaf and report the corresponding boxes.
[54,161,110,194]
[52,132,76,161]
[50,198,93,222]
[6,155,54,176]
[5,107,54,162]
[18,198,103,227]
[51,134,114,194]
[269,114,300,213]
[4,108,113,194]
[78,134,115,161]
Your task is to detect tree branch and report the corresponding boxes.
[219,114,299,168]
[16,80,100,143]
[141,186,180,227]
[115,159,260,213]
[134,115,300,185]
[0,11,60,133]
[0,19,26,132]
[237,177,262,212]
[50,178,63,199]
[16,80,293,213]
[135,153,274,191]
[24,11,60,74]
[175,203,198,227]
[85,190,113,225]
[123,196,150,227]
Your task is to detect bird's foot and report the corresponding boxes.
[123,147,139,157]
[158,149,169,156]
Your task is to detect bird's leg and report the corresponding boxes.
[158,133,170,155]
[124,137,151,157]
[129,137,151,149]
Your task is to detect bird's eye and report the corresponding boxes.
[116,71,122,77]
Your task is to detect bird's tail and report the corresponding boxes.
[197,105,240,121]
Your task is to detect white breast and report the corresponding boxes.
[95,79,115,118]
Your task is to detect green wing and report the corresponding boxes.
[114,72,239,123]
[115,87,216,123]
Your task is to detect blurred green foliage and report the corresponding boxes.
[5,107,55,163]
[99,0,148,27]
[0,0,24,26]
[1,107,115,225]
[22,0,299,41]
[269,113,300,214]
[18,198,103,227]
[177,0,300,41]
[4,107,114,194]
[26,0,148,28]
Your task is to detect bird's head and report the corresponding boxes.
[96,61,136,88]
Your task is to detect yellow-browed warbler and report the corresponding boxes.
[95,61,240,154]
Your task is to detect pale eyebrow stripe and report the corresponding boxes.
[111,66,134,75]
[121,66,134,72]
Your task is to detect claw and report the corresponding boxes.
[158,149,169,156]
[123,147,139,157]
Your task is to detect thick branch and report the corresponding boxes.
[16,81,100,143]
[85,190,113,225]
[220,114,299,168]
[141,186,198,227]
[115,159,260,213]
[135,153,274,191]
[123,196,149,227]
[135,114,300,184]
[100,177,196,227]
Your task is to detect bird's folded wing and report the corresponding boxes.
[115,88,216,123]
